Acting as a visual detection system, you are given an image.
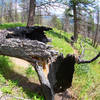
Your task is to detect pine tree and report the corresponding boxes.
[63,0,96,42]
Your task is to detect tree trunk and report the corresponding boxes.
[15,0,18,22]
[64,17,70,32]
[0,28,77,100]
[93,9,99,47]
[73,4,78,42]
[27,0,36,27]
[4,1,8,22]
[33,65,54,100]
[0,0,4,24]
[0,9,2,24]
[7,0,14,22]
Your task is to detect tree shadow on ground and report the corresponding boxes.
[0,55,43,98]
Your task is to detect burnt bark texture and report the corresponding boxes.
[0,27,56,100]
[6,26,52,43]
[48,54,76,93]
[0,27,53,62]
[34,65,54,100]
[0,27,77,100]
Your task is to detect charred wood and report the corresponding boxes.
[0,27,100,100]
[6,26,52,43]
[48,54,76,93]
[78,52,100,64]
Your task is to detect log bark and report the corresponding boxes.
[33,64,54,100]
[0,29,57,100]
[0,30,56,62]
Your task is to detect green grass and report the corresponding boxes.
[0,56,13,75]
[0,56,44,100]
[0,23,26,29]
[0,23,100,99]
[25,65,38,80]
[72,35,100,99]
[46,28,100,99]
[46,28,74,56]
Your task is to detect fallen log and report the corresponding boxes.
[0,27,100,100]
[0,28,56,100]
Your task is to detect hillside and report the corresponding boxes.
[46,28,100,99]
[0,23,100,100]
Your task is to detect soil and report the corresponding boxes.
[55,89,77,100]
[10,57,30,68]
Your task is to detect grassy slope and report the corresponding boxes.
[0,23,100,100]
[0,23,26,29]
[46,29,100,100]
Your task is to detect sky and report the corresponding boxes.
[40,3,66,17]
[15,0,66,17]
[1,0,100,17]
[37,0,100,16]
[49,3,66,16]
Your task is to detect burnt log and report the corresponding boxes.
[0,27,56,100]
[48,54,76,93]
[0,27,100,100]
[6,26,52,43]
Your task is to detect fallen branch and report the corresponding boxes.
[79,41,86,59]
[0,29,57,62]
[77,52,100,64]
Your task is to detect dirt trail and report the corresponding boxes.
[70,44,79,56]
[10,57,30,68]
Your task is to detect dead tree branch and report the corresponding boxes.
[79,41,86,59]
[77,52,100,64]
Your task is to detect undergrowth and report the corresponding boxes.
[26,65,38,80]
[46,28,100,99]
[0,56,44,100]
[46,28,74,56]
[0,23,26,29]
